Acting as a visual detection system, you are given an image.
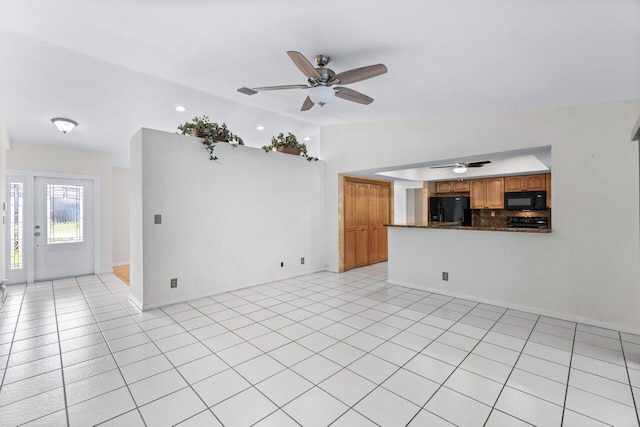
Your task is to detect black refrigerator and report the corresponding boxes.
[429,196,472,226]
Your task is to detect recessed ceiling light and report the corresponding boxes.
[304,136,311,141]
[175,105,186,112]
[256,125,265,131]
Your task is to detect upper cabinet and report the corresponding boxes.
[504,174,546,192]
[545,173,551,208]
[434,180,470,193]
[470,177,504,209]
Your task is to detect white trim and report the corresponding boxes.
[112,261,129,267]
[137,269,325,311]
[128,293,143,310]
[6,170,102,283]
[387,279,640,337]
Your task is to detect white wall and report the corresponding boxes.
[6,141,113,274]
[112,167,130,265]
[0,114,9,281]
[322,101,640,331]
[393,185,407,224]
[130,129,324,309]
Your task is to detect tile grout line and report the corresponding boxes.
[0,284,27,393]
[559,320,578,426]
[71,276,148,427]
[95,275,227,426]
[404,307,518,426]
[619,331,640,426]
[51,279,73,426]
[161,269,427,425]
[481,315,542,427]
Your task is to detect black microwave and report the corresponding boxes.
[504,191,547,210]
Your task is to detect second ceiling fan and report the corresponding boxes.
[238,51,387,111]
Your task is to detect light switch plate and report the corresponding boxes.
[154,214,162,224]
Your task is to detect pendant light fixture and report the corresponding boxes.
[51,117,78,134]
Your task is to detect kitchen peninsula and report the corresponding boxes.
[386,221,551,233]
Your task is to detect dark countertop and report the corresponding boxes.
[385,221,552,233]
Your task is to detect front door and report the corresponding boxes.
[33,177,94,281]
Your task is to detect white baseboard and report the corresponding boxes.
[387,279,640,337]
[128,294,143,310]
[112,262,129,267]
[136,269,326,311]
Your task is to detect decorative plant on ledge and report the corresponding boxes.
[177,116,244,161]
[262,132,318,162]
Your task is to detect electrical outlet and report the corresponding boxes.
[170,278,177,288]
[280,262,284,267]
[154,214,162,224]
[301,257,305,265]
[442,272,449,281]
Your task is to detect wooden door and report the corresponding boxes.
[368,185,380,264]
[470,180,486,209]
[486,177,504,209]
[378,185,390,262]
[344,181,357,270]
[355,183,369,267]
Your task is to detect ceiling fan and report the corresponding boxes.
[430,161,492,174]
[237,51,387,111]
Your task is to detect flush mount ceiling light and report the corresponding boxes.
[175,105,186,112]
[51,117,78,134]
[304,136,311,141]
[453,166,467,174]
[308,85,335,106]
[256,125,265,131]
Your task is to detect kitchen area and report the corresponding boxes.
[401,172,552,233]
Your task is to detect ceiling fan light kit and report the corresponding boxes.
[309,85,335,106]
[431,161,492,173]
[453,166,468,174]
[238,51,387,111]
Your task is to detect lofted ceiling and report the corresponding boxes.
[0,0,638,167]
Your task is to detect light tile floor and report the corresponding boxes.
[1,263,639,426]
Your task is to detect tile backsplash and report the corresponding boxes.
[472,209,551,228]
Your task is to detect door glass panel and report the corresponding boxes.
[9,182,24,269]
[46,184,84,244]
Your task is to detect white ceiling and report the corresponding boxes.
[0,0,638,167]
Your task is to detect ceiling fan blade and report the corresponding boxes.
[430,165,455,169]
[252,84,309,92]
[287,51,321,80]
[335,64,387,85]
[301,96,315,111]
[466,161,492,167]
[334,87,374,105]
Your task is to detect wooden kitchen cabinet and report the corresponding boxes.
[435,180,469,193]
[545,173,551,208]
[504,174,546,192]
[470,177,504,209]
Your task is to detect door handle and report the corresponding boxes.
[34,232,41,237]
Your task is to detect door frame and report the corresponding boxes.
[338,174,394,273]
[6,170,101,283]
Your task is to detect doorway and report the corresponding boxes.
[6,173,100,284]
